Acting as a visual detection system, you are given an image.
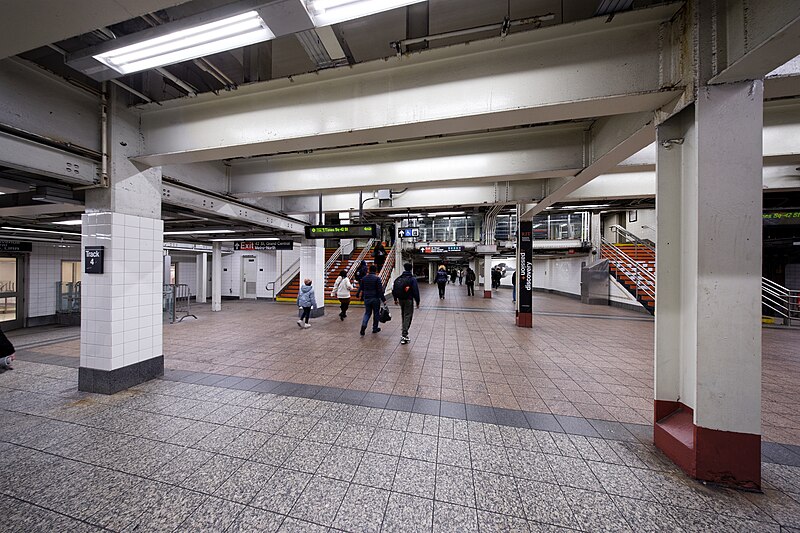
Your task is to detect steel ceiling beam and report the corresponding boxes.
[135,3,684,166]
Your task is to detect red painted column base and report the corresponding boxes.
[654,400,761,490]
[516,312,532,328]
[483,291,492,298]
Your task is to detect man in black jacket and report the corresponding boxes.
[356,264,386,335]
[393,263,420,345]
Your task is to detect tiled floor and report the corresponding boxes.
[15,284,800,446]
[2,360,800,532]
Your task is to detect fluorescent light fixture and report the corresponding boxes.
[557,204,611,209]
[304,0,427,27]
[388,213,423,218]
[429,211,465,216]
[1,226,80,236]
[163,229,235,235]
[53,220,82,226]
[208,237,281,242]
[93,11,274,75]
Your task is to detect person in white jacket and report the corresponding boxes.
[331,269,354,321]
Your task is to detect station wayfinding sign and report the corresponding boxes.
[84,246,104,274]
[421,245,463,253]
[233,240,294,251]
[0,241,32,252]
[400,227,419,238]
[517,221,533,328]
[304,224,377,239]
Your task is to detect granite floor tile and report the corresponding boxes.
[437,437,471,468]
[250,468,312,514]
[382,492,434,533]
[353,452,398,490]
[435,464,475,507]
[150,448,215,485]
[250,435,301,466]
[333,483,390,533]
[473,470,525,518]
[369,428,405,455]
[393,457,436,498]
[433,501,479,533]
[667,506,781,533]
[277,517,328,532]
[401,432,438,461]
[470,442,512,475]
[561,486,633,532]
[516,479,576,528]
[224,429,272,460]
[611,495,683,532]
[336,423,376,450]
[289,475,349,526]
[174,496,245,532]
[317,445,364,481]
[588,460,655,501]
[283,440,332,473]
[225,507,284,533]
[546,454,601,491]
[121,486,204,533]
[477,510,532,532]
[180,453,243,494]
[216,461,277,504]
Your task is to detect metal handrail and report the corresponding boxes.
[601,237,655,301]
[272,258,301,298]
[610,225,655,252]
[346,238,375,280]
[379,245,398,289]
[325,242,345,271]
[761,277,800,324]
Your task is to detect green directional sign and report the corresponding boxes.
[304,224,378,239]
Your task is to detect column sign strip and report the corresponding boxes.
[233,240,294,251]
[304,225,377,239]
[84,246,104,274]
[519,220,533,315]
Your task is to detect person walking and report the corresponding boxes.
[458,269,463,285]
[331,269,354,320]
[296,278,317,329]
[373,241,387,273]
[465,266,476,296]
[356,264,386,335]
[450,268,457,284]
[393,262,420,344]
[512,271,517,302]
[435,265,449,299]
[355,259,368,285]
[491,266,501,289]
[0,325,15,371]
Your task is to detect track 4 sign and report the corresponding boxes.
[84,246,104,274]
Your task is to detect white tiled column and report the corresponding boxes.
[79,212,164,392]
[300,238,325,317]
[212,243,222,311]
[78,84,164,394]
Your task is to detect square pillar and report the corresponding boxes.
[211,243,222,311]
[300,238,325,317]
[483,255,493,298]
[196,252,208,302]
[654,81,763,489]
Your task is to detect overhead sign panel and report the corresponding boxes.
[421,245,463,253]
[233,240,294,251]
[0,241,32,252]
[401,227,419,238]
[304,224,377,239]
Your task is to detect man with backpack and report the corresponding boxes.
[356,264,386,335]
[465,266,476,296]
[393,262,420,344]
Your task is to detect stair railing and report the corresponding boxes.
[325,242,345,271]
[270,257,301,299]
[379,245,398,289]
[762,277,800,325]
[346,238,375,280]
[600,237,655,302]
[610,225,655,252]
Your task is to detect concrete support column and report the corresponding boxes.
[654,80,763,489]
[196,252,208,302]
[483,255,493,298]
[590,213,602,254]
[79,85,163,394]
[211,242,222,312]
[300,238,325,317]
[428,262,435,284]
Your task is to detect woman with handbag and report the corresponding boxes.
[331,269,354,321]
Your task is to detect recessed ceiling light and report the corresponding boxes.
[304,0,427,27]
[163,229,235,235]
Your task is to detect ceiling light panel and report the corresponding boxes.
[93,11,275,75]
[304,0,427,27]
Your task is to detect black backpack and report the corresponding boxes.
[392,275,413,299]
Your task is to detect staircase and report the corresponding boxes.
[601,227,656,315]
[276,274,301,302]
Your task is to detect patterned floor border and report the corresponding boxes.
[14,348,800,469]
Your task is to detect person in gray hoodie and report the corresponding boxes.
[296,278,317,329]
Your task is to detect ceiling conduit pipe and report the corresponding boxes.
[155,67,197,97]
